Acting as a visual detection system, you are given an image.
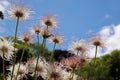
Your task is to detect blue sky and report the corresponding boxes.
[1,0,120,53]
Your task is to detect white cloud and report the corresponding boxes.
[0,0,10,32]
[89,24,120,58]
[99,27,111,37]
[104,24,120,53]
[74,24,120,58]
[0,0,10,12]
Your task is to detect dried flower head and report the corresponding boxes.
[41,15,57,28]
[0,38,14,59]
[49,34,63,45]
[26,58,47,79]
[50,71,60,80]
[26,58,35,72]
[61,56,82,69]
[30,25,41,35]
[41,29,52,39]
[68,40,89,56]
[8,5,30,20]
[19,32,33,43]
[90,36,105,47]
[45,62,77,80]
[8,64,27,80]
[46,63,65,80]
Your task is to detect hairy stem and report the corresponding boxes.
[50,43,56,62]
[3,52,5,80]
[11,17,19,80]
[34,35,45,80]
[76,50,79,56]
[43,39,46,49]
[94,46,98,65]
[46,25,49,30]
[71,69,75,80]
[15,45,26,80]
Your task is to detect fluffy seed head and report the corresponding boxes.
[90,36,105,47]
[61,56,83,69]
[0,38,14,59]
[46,62,77,80]
[8,5,30,20]
[41,14,57,28]
[8,64,27,80]
[30,25,41,35]
[41,29,52,39]
[46,63,62,80]
[68,40,89,56]
[49,34,63,45]
[26,58,47,79]
[50,72,60,79]
[0,46,8,53]
[19,32,33,43]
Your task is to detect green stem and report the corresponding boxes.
[43,39,46,49]
[34,34,40,80]
[11,17,19,80]
[50,43,56,62]
[69,69,75,80]
[76,50,79,56]
[94,46,98,65]
[87,63,90,79]
[41,39,45,57]
[43,25,49,49]
[71,69,75,80]
[15,45,26,80]
[43,25,48,49]
[34,35,45,80]
[46,26,49,30]
[3,52,5,80]
[69,70,73,79]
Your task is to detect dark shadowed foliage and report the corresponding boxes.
[0,57,11,77]
[22,73,44,80]
[54,50,74,61]
[110,50,120,80]
[15,43,34,63]
[0,11,4,20]
[75,49,120,80]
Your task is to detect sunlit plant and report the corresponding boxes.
[49,34,63,62]
[0,2,108,80]
[68,39,89,56]
[15,32,33,80]
[41,14,57,29]
[0,38,15,80]
[8,5,31,80]
[90,35,105,64]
